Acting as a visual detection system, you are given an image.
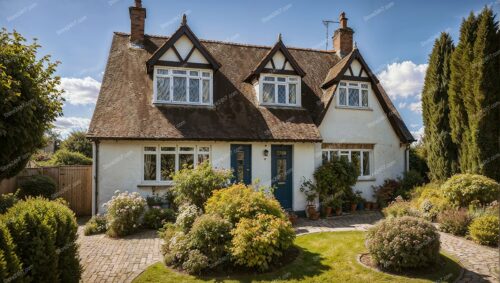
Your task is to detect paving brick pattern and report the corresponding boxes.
[77,212,498,282]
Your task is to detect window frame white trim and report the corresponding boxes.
[141,144,212,184]
[336,81,370,109]
[322,148,373,180]
[258,74,301,107]
[153,66,213,106]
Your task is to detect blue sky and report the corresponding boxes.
[1,0,498,139]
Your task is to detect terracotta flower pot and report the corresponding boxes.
[351,203,357,212]
[372,203,379,210]
[335,207,342,216]
[325,206,333,217]
[365,202,372,210]
[306,205,317,219]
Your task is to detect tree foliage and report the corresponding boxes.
[60,130,92,158]
[422,33,458,181]
[0,29,63,179]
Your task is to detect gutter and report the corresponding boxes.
[94,140,100,215]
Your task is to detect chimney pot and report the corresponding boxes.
[333,12,354,57]
[129,0,146,46]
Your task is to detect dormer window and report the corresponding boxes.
[259,75,301,106]
[153,67,212,105]
[337,81,369,108]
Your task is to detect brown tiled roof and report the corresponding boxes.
[88,32,413,143]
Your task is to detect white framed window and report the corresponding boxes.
[337,81,369,108]
[258,74,301,106]
[322,149,372,178]
[153,66,213,105]
[143,145,211,183]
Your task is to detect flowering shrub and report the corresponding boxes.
[143,207,175,229]
[382,200,420,218]
[182,249,208,274]
[84,214,107,235]
[104,190,146,237]
[366,216,440,271]
[205,183,285,225]
[441,174,499,208]
[175,203,201,232]
[411,183,450,221]
[437,209,471,236]
[468,215,499,246]
[230,214,295,271]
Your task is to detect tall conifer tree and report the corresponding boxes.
[422,33,458,181]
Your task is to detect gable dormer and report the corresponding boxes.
[146,15,220,106]
[246,35,305,107]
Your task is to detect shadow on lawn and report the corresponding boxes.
[194,246,329,283]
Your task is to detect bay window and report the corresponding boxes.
[143,145,211,182]
[322,149,372,178]
[337,81,369,108]
[260,75,300,106]
[154,67,212,105]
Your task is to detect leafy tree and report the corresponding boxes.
[0,29,63,179]
[409,142,429,182]
[469,8,500,181]
[422,33,458,181]
[61,130,92,158]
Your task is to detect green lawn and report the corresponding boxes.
[133,231,462,283]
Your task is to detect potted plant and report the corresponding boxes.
[331,197,343,216]
[357,196,366,211]
[321,195,334,217]
[300,178,318,219]
[351,191,362,212]
[365,200,372,210]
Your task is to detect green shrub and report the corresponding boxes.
[469,215,499,246]
[175,204,201,232]
[314,158,358,200]
[83,214,107,236]
[0,191,19,214]
[409,144,429,181]
[437,209,471,236]
[143,207,175,230]
[172,161,231,209]
[230,214,295,271]
[0,221,22,283]
[60,130,92,158]
[163,230,190,267]
[104,190,146,237]
[373,179,401,207]
[3,198,81,282]
[397,170,425,197]
[18,175,57,199]
[188,214,232,269]
[410,183,450,221]
[181,249,208,274]
[366,216,440,271]
[50,149,92,165]
[441,174,499,208]
[205,183,285,226]
[382,201,420,218]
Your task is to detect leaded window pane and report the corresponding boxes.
[322,151,328,164]
[278,84,286,104]
[157,77,170,101]
[144,154,156,180]
[202,80,210,103]
[363,151,370,176]
[160,154,175,181]
[179,154,194,169]
[348,88,359,106]
[189,78,200,102]
[289,84,297,104]
[172,70,186,74]
[263,83,275,103]
[339,88,347,105]
[173,76,187,102]
[264,77,275,81]
[189,71,199,76]
[157,69,168,75]
[362,89,368,107]
[351,151,361,176]
[277,77,286,82]
[198,154,210,164]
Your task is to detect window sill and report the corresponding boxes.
[357,177,376,182]
[335,106,373,111]
[137,182,173,188]
[153,102,215,109]
[259,104,304,110]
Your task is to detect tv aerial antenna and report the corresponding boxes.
[322,20,339,50]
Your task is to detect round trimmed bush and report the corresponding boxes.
[143,207,175,230]
[3,197,81,282]
[441,174,499,208]
[469,215,499,246]
[104,190,146,237]
[205,183,286,226]
[18,175,56,199]
[366,216,440,271]
[0,221,22,283]
[230,214,295,271]
[188,214,232,268]
[437,209,471,236]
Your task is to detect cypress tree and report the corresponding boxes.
[469,7,500,181]
[422,33,458,181]
[448,13,477,173]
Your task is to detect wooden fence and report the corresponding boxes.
[0,166,92,216]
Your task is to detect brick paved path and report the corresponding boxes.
[77,212,498,282]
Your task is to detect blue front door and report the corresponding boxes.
[230,144,252,185]
[271,145,293,210]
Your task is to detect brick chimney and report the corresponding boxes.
[333,12,354,57]
[129,0,146,46]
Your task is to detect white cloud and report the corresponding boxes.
[408,101,422,113]
[59,77,101,105]
[398,102,407,109]
[378,61,427,99]
[54,116,91,137]
[411,126,425,143]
